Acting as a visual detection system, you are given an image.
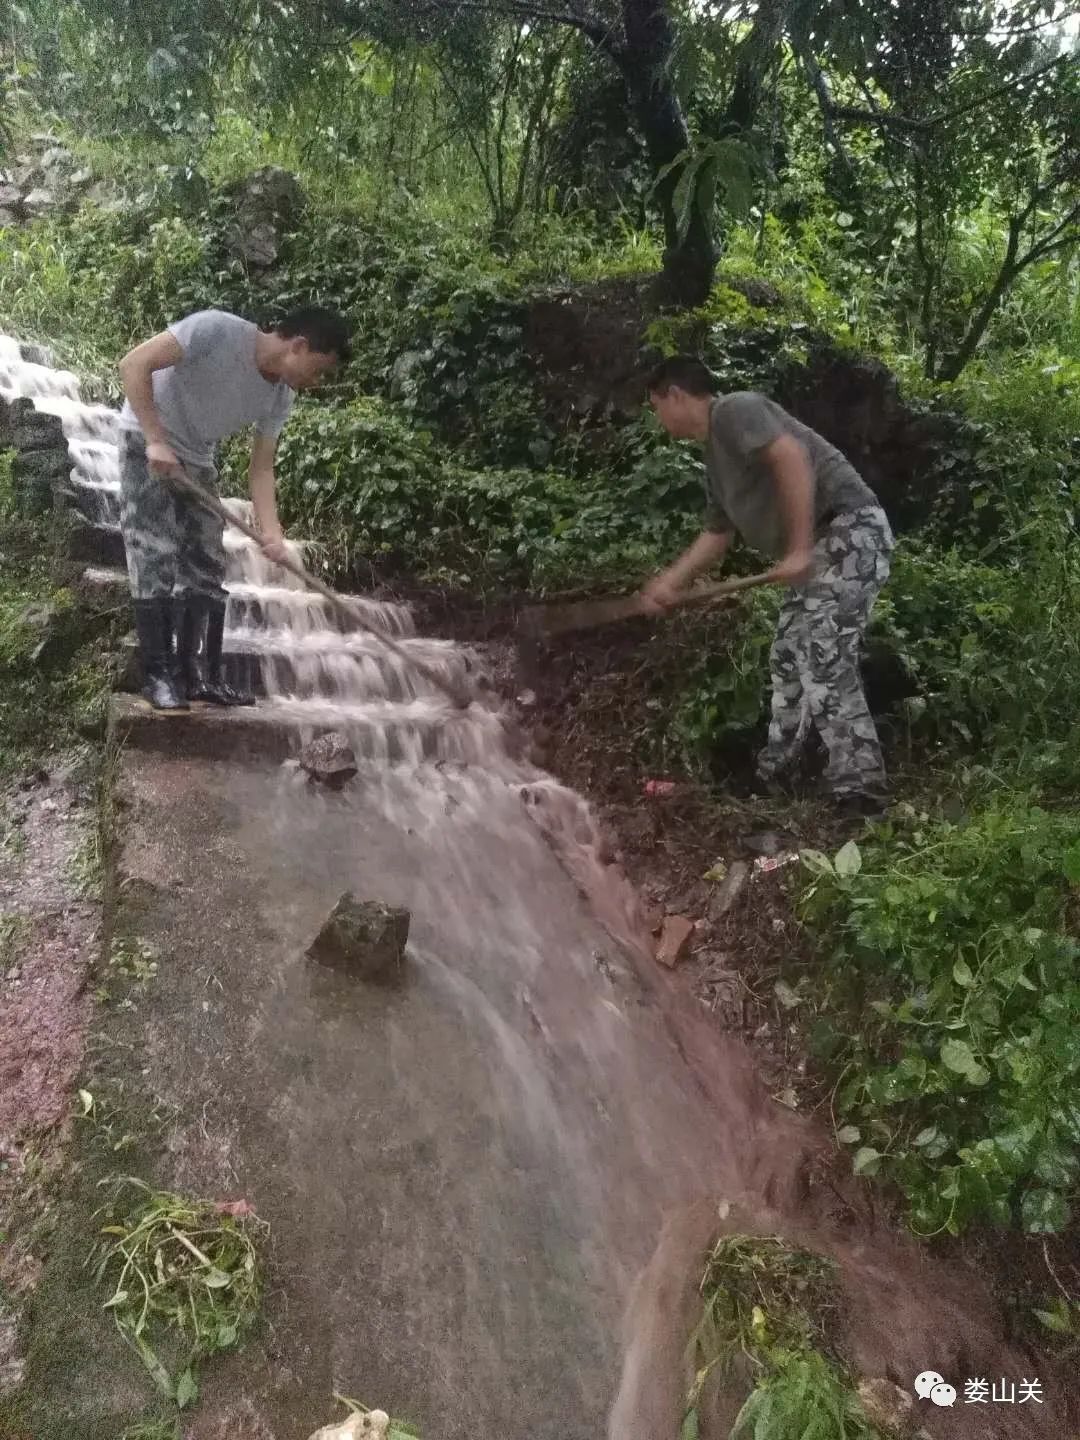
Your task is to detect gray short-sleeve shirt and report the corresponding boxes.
[704,392,878,558]
[119,309,295,467]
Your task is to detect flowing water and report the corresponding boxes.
[2,334,1070,1440]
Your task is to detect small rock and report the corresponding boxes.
[708,860,749,920]
[0,1355,25,1395]
[307,894,410,981]
[22,188,56,217]
[69,167,94,188]
[298,732,358,787]
[0,209,19,229]
[656,914,695,968]
[0,182,22,209]
[84,180,118,208]
[17,343,52,367]
[40,146,74,172]
[857,1378,915,1436]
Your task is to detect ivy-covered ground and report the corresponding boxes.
[2,107,1080,1417]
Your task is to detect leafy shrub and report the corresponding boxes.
[872,530,1080,752]
[261,395,703,592]
[799,806,1080,1236]
[669,588,780,771]
[0,451,115,769]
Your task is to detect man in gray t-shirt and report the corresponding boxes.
[117,306,350,712]
[642,355,894,815]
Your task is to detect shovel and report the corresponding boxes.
[518,569,774,641]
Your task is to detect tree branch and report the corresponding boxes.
[438,0,626,61]
[1020,199,1080,266]
[825,51,1075,135]
[800,49,856,180]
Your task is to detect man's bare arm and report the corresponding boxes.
[118,331,183,472]
[641,529,732,613]
[763,433,816,585]
[248,432,289,564]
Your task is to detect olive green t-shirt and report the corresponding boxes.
[703,392,877,559]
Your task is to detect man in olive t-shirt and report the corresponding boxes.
[642,355,894,815]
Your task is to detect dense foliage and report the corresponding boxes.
[0,451,117,772]
[801,812,1080,1237]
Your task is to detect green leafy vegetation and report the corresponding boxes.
[0,449,118,771]
[120,1422,181,1440]
[683,1235,886,1440]
[800,812,1080,1236]
[88,1177,264,1409]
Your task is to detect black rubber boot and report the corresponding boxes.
[133,599,189,712]
[178,594,255,707]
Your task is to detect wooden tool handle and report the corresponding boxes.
[520,569,774,639]
[665,570,774,611]
[167,468,471,710]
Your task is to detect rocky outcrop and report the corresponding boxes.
[0,389,70,515]
[0,133,113,229]
[223,166,306,269]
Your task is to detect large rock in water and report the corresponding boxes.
[307,895,410,980]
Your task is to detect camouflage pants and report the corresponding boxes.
[757,506,894,798]
[118,431,226,602]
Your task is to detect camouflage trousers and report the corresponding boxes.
[118,431,226,601]
[757,506,894,799]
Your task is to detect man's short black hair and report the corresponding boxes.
[646,354,718,397]
[275,306,352,365]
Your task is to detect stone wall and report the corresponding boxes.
[0,391,71,516]
[0,133,116,229]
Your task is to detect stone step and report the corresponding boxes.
[110,692,493,767]
[118,635,465,705]
[109,693,305,763]
[118,640,271,700]
[65,520,124,567]
[77,565,128,600]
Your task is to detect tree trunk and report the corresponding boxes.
[725,0,788,133]
[620,0,716,306]
[936,221,1022,381]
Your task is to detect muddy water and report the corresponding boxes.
[3,335,1071,1439]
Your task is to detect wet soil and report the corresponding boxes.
[0,758,101,1411]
